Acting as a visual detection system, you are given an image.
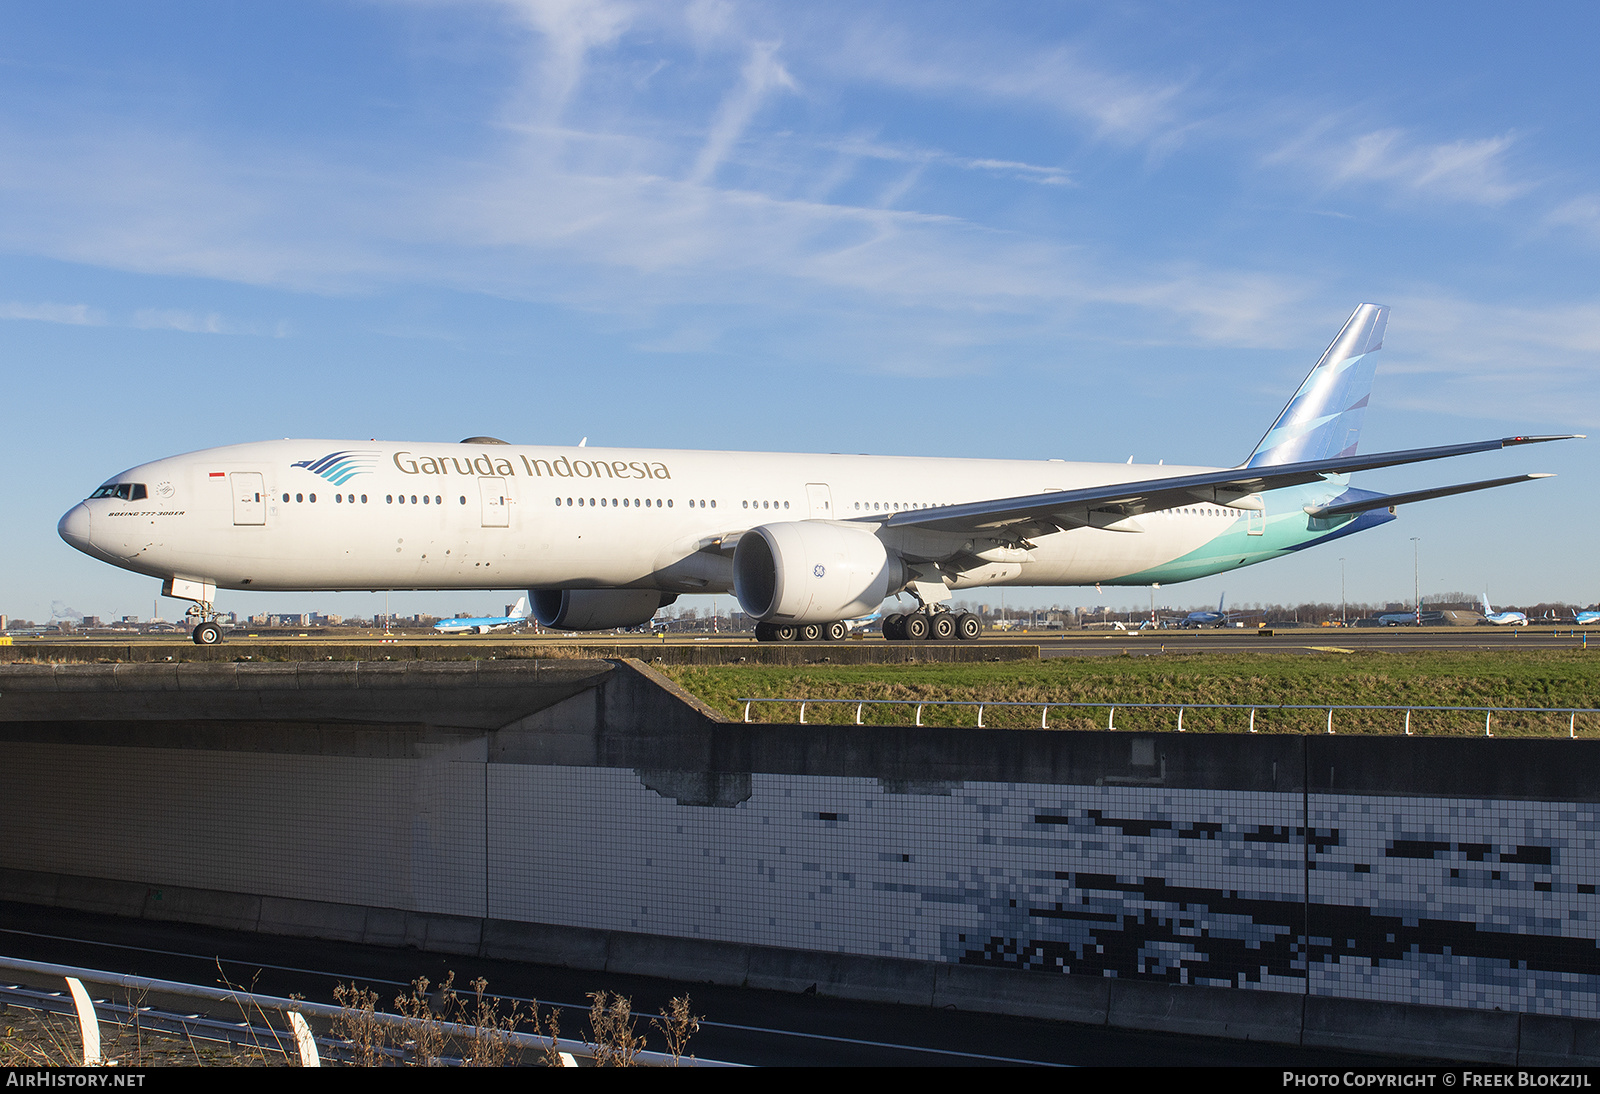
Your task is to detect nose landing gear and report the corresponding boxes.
[184,602,225,645]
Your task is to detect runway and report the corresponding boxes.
[5,625,1591,663]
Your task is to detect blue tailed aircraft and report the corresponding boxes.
[434,596,533,635]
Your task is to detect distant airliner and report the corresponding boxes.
[1182,593,1235,629]
[433,595,532,635]
[58,304,1579,645]
[1480,593,1529,627]
[1576,610,1600,626]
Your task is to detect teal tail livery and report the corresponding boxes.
[1246,303,1387,468]
[58,304,1582,644]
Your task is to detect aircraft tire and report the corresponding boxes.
[772,623,799,642]
[825,621,848,641]
[930,613,957,641]
[192,622,222,646]
[904,614,930,641]
[753,622,776,642]
[882,614,906,641]
[956,612,982,641]
[800,623,822,642]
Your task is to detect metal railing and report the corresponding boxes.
[0,954,737,1067]
[737,697,1600,737]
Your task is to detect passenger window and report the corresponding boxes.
[309,493,316,503]
[284,493,291,503]
[361,495,368,503]
[296,493,303,503]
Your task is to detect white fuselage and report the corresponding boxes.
[59,439,1305,597]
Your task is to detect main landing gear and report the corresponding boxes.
[753,620,850,642]
[882,610,982,642]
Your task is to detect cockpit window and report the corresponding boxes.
[89,483,147,501]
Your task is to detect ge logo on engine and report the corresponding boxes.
[813,564,826,578]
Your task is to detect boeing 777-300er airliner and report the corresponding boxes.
[59,304,1579,645]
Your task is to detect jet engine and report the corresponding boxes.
[532,589,676,630]
[733,521,903,624]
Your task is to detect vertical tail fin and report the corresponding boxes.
[1245,303,1388,468]
[511,595,531,619]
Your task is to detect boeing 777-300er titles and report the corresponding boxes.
[433,595,532,635]
[58,304,1580,645]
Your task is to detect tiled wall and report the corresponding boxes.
[4,739,1596,1016]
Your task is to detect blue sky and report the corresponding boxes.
[2,1,1596,623]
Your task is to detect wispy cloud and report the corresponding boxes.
[1547,195,1600,244]
[1370,292,1600,425]
[499,0,636,123]
[688,40,797,184]
[1270,124,1531,206]
[0,301,105,325]
[831,28,1187,144]
[133,308,228,333]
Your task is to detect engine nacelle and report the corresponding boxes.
[733,521,903,624]
[532,589,676,631]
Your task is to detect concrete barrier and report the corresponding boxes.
[7,656,1600,1064]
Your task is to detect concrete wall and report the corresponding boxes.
[2,658,1598,1064]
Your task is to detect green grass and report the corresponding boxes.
[662,650,1600,736]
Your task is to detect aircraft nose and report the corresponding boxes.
[58,503,93,552]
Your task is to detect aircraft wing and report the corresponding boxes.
[869,435,1577,537]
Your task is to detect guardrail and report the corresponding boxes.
[737,697,1600,737]
[0,954,736,1067]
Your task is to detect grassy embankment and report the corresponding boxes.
[662,650,1600,736]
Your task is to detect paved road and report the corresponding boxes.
[0,902,1423,1068]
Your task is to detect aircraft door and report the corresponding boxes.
[479,477,511,527]
[230,472,266,525]
[1247,505,1264,536]
[805,483,833,519]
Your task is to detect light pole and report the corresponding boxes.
[1340,557,1346,626]
[1410,537,1421,626]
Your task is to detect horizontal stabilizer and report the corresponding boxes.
[1304,474,1553,518]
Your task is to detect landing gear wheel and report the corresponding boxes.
[904,614,930,641]
[930,613,957,641]
[754,622,776,642]
[825,621,848,642]
[956,612,982,641]
[883,614,907,641]
[192,622,223,646]
[772,624,799,642]
[800,623,822,642]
